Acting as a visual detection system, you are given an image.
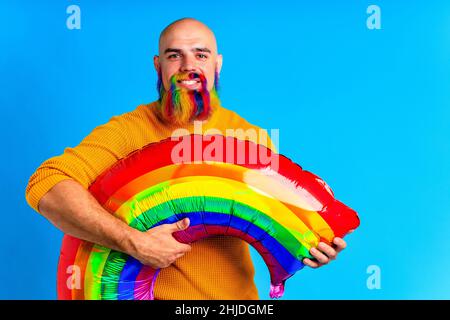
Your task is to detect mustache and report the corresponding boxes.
[173,72,205,82]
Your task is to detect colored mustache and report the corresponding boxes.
[171,72,207,90]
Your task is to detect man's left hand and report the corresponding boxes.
[302,237,347,268]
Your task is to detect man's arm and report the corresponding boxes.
[26,109,191,269]
[38,177,192,269]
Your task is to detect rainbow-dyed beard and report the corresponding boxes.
[157,72,221,126]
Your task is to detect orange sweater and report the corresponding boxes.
[25,101,275,300]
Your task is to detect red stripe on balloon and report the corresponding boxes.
[90,135,288,204]
[57,235,83,300]
[89,134,359,237]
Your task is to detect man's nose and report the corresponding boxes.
[180,55,196,73]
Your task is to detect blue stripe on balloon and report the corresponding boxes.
[117,256,142,300]
[151,211,302,273]
[203,211,231,226]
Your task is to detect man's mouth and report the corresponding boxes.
[176,78,201,90]
[174,72,204,90]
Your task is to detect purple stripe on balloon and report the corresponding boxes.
[134,266,160,300]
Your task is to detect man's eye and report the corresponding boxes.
[168,54,180,59]
[197,54,208,59]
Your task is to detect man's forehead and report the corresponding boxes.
[161,37,213,52]
[159,19,218,53]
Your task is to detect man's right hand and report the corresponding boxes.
[129,217,192,269]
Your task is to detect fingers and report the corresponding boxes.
[174,251,186,259]
[177,243,192,254]
[166,244,191,265]
[306,242,337,267]
[304,238,348,269]
[136,219,193,268]
[167,218,190,232]
[156,243,192,268]
[310,247,330,264]
[333,237,347,253]
[303,258,320,268]
[317,242,337,260]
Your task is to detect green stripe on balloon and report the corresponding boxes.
[100,251,128,300]
[85,246,110,299]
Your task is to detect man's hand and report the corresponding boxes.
[303,237,347,268]
[129,218,192,269]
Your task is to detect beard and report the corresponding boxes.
[156,71,221,126]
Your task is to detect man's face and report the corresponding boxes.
[154,20,222,92]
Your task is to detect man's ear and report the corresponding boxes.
[216,54,223,74]
[153,55,160,73]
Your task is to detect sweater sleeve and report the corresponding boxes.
[25,115,131,214]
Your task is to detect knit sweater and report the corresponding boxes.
[25,101,275,300]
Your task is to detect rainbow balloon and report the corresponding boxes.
[57,134,360,300]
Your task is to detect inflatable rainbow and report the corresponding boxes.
[57,134,360,300]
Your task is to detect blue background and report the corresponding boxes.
[1,0,449,299]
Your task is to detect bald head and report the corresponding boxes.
[158,18,218,55]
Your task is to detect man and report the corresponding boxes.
[25,18,347,299]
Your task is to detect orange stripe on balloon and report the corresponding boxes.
[72,241,94,300]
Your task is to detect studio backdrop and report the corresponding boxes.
[1,0,449,299]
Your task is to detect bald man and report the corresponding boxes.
[25,18,347,300]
